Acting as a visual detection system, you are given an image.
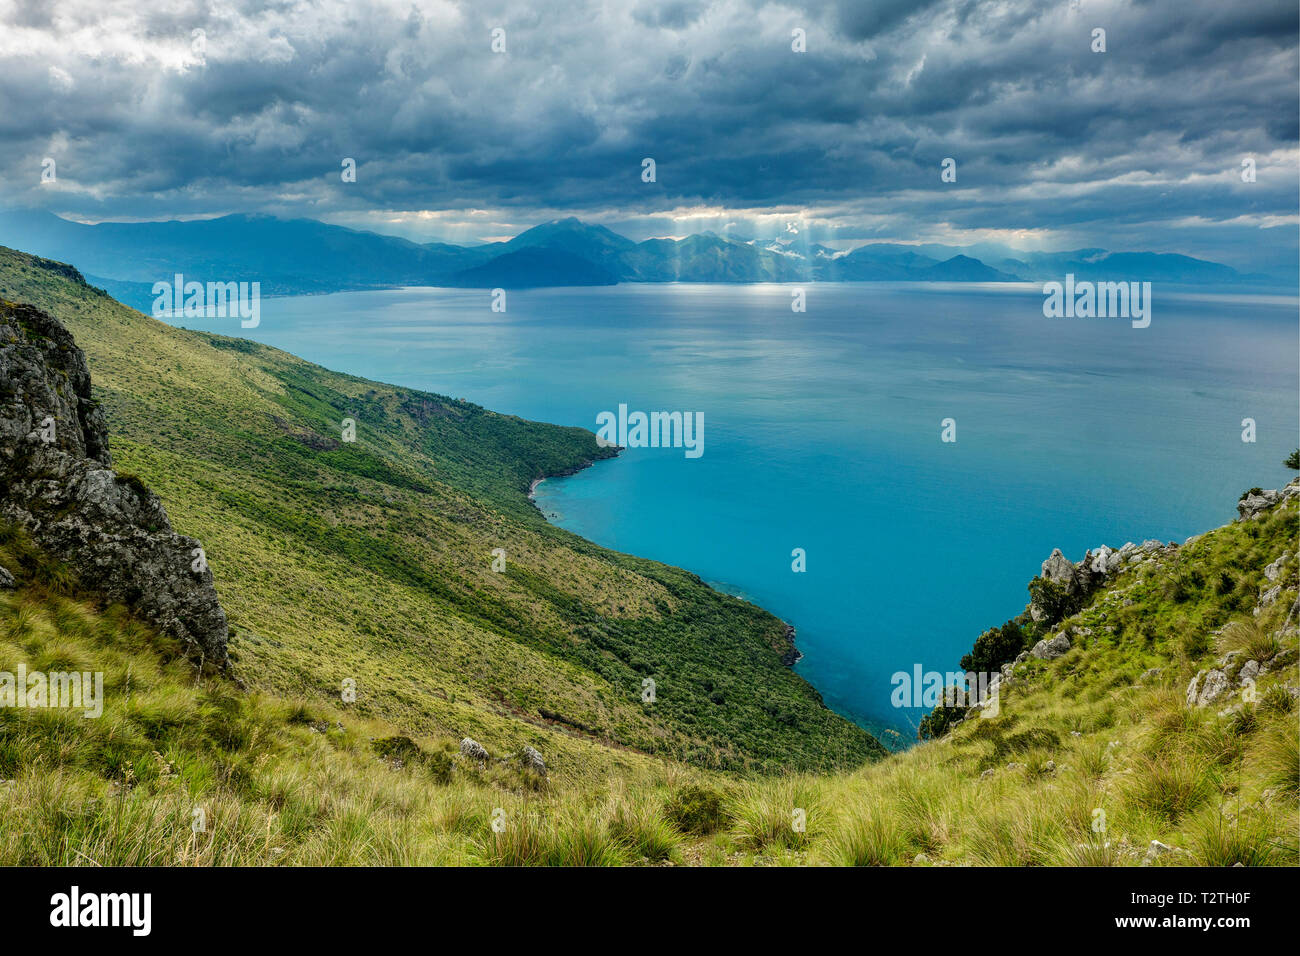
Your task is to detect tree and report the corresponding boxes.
[1285,449,1298,470]
[959,620,1027,673]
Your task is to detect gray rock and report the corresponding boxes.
[1237,660,1260,686]
[1186,671,1204,707]
[520,745,547,776]
[0,302,228,663]
[1143,840,1180,865]
[1041,549,1076,585]
[1139,667,1162,683]
[1030,633,1072,660]
[1258,585,1281,608]
[1263,551,1292,582]
[0,564,14,589]
[1237,489,1281,521]
[1087,545,1116,574]
[1194,669,1230,707]
[459,737,489,761]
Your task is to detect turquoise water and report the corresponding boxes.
[165,282,1299,742]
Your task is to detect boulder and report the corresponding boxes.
[1263,551,1292,583]
[0,564,14,589]
[1040,549,1076,585]
[459,737,489,761]
[1237,660,1260,686]
[520,745,547,776]
[0,302,228,663]
[1186,671,1203,706]
[1030,633,1071,661]
[1190,669,1229,707]
[1237,488,1286,520]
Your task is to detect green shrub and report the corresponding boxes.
[664,783,728,835]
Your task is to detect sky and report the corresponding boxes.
[0,0,1297,272]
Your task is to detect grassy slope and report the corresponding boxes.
[1,483,1294,865]
[0,247,881,777]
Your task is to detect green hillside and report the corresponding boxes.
[0,246,883,778]
[1,464,1294,865]
[0,245,1293,867]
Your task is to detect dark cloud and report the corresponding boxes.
[0,0,1294,269]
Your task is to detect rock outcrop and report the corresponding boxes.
[1030,632,1072,660]
[520,745,547,776]
[1186,668,1230,707]
[459,737,489,762]
[0,300,228,663]
[1238,484,1300,521]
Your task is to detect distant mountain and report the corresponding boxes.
[500,217,636,279]
[0,208,1277,299]
[447,246,619,288]
[622,234,807,282]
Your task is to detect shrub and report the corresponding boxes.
[1218,620,1279,663]
[960,620,1027,673]
[829,804,907,866]
[664,783,728,835]
[1026,578,1079,626]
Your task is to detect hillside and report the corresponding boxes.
[0,247,882,778]
[0,246,1294,867]
[1,461,1294,864]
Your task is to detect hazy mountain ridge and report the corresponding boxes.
[0,210,1277,308]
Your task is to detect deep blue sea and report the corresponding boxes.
[163,282,1299,744]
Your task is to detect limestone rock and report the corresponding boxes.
[459,737,489,761]
[1264,551,1292,582]
[1030,633,1071,660]
[1190,669,1229,707]
[1186,671,1203,707]
[0,564,14,589]
[1040,549,1076,585]
[520,745,547,776]
[0,302,228,663]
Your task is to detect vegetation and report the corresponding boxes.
[0,246,1294,865]
[1,494,1293,865]
[0,245,881,776]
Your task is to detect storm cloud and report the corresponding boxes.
[0,0,1295,272]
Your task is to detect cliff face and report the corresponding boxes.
[0,299,228,664]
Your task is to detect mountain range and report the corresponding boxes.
[0,209,1282,312]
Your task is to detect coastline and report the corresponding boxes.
[528,444,621,507]
[530,449,806,673]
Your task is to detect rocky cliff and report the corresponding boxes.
[0,299,228,664]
